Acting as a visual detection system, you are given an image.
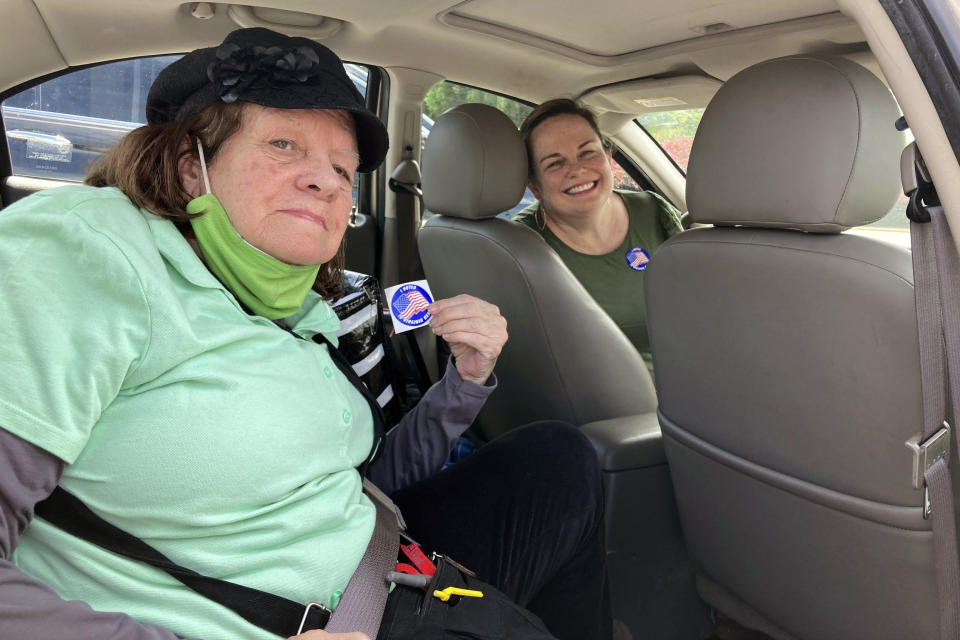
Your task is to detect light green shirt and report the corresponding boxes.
[0,185,375,640]
[513,190,683,369]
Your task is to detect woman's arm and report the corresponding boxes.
[368,295,507,494]
[0,428,193,640]
[367,358,495,493]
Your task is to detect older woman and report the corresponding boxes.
[514,99,683,372]
[0,29,609,640]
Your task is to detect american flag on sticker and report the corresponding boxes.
[386,280,435,332]
[625,247,650,271]
[397,290,431,319]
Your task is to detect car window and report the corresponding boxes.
[2,57,371,207]
[636,108,702,173]
[636,106,911,245]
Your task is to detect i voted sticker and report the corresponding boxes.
[625,247,650,272]
[385,280,434,333]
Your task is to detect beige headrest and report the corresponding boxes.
[421,103,528,219]
[686,56,907,232]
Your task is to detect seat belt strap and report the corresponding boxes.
[926,458,960,640]
[388,149,434,395]
[35,481,399,639]
[389,145,426,284]
[906,139,960,640]
[928,208,960,640]
[325,478,401,635]
[34,485,331,637]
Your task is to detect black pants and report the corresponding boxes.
[390,421,613,640]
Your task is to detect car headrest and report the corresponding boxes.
[421,103,528,220]
[686,56,907,232]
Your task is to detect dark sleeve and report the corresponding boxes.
[368,358,496,494]
[649,191,684,237]
[0,427,196,640]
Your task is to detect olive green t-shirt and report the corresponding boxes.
[513,190,683,368]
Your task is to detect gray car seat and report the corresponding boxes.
[418,103,657,441]
[644,56,936,639]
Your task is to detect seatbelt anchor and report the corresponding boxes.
[906,423,950,518]
[297,602,333,635]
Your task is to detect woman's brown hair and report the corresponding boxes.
[85,101,345,300]
[519,98,613,182]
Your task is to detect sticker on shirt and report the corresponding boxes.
[385,280,434,333]
[626,247,651,272]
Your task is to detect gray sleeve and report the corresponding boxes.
[0,427,196,640]
[368,357,496,494]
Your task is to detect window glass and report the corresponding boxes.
[612,162,641,192]
[2,58,370,191]
[635,106,912,246]
[635,108,702,173]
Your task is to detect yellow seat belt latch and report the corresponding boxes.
[432,586,484,602]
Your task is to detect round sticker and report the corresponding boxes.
[390,284,433,327]
[625,247,651,272]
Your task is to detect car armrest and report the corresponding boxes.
[581,412,665,472]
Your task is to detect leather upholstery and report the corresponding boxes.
[646,56,935,640]
[421,103,528,220]
[419,104,657,440]
[686,56,905,232]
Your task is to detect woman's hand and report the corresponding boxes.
[428,295,508,385]
[288,631,369,640]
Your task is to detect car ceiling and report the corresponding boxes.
[4,0,872,111]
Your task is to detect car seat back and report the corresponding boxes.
[645,56,936,639]
[419,103,657,440]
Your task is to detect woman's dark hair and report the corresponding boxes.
[85,101,345,300]
[519,98,614,181]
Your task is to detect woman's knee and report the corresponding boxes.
[488,421,604,512]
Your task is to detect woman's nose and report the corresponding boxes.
[566,158,588,175]
[296,161,342,197]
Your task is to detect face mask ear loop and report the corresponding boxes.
[196,138,212,195]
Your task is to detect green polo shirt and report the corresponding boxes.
[513,190,683,370]
[0,185,375,640]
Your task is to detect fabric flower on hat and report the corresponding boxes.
[208,43,322,103]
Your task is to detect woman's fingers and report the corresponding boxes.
[428,295,504,339]
[426,294,508,385]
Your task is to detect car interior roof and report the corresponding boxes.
[3,0,875,111]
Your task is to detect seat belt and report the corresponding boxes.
[389,146,434,394]
[35,482,399,638]
[903,139,960,640]
[389,145,425,284]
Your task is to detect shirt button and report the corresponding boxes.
[342,409,352,424]
[323,366,333,378]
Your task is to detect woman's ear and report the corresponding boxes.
[177,139,204,199]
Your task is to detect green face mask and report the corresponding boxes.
[187,192,321,319]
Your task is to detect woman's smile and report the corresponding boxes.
[565,181,598,195]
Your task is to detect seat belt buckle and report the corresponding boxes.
[297,602,332,635]
[906,423,951,518]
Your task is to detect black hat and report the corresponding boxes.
[146,27,388,172]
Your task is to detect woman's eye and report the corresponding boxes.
[546,160,563,171]
[335,166,355,184]
[270,139,293,151]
